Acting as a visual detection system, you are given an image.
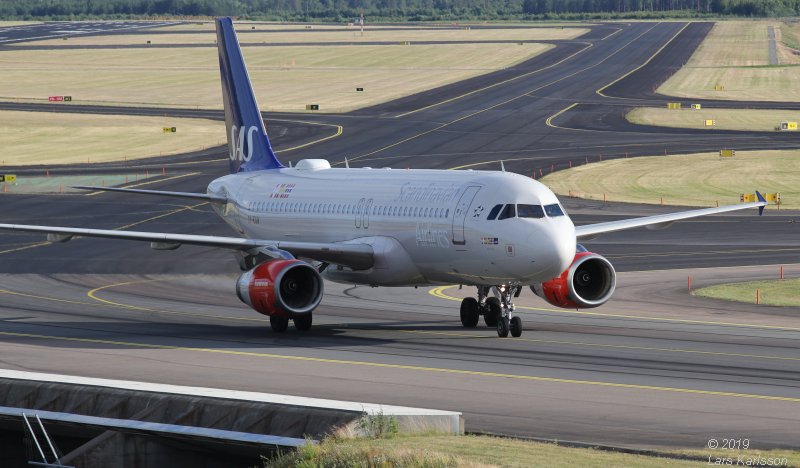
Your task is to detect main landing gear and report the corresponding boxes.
[269,313,313,332]
[460,285,523,338]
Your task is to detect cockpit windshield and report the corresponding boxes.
[517,204,545,219]
[544,204,565,217]
[487,204,503,220]
[497,204,516,220]
[488,203,566,220]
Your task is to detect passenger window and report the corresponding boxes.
[487,204,503,220]
[544,204,565,217]
[498,204,516,220]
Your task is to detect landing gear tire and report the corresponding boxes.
[510,316,522,338]
[497,316,510,338]
[270,315,289,333]
[460,298,480,328]
[483,297,502,327]
[293,314,313,331]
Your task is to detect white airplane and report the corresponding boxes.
[0,18,766,338]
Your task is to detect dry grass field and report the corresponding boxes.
[657,21,800,102]
[685,21,771,66]
[695,278,800,307]
[0,110,223,165]
[540,149,800,209]
[0,21,42,28]
[0,42,552,112]
[161,21,593,32]
[270,434,782,468]
[626,107,800,131]
[26,26,587,46]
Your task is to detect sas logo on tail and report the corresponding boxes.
[230,125,259,161]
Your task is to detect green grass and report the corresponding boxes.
[694,279,800,307]
[0,43,551,112]
[539,149,800,209]
[266,435,751,468]
[626,107,800,131]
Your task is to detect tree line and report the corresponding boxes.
[1,0,798,21]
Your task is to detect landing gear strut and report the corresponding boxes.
[269,313,313,332]
[459,284,523,337]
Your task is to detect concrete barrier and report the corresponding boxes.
[0,369,462,467]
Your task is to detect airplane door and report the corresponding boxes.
[363,198,373,229]
[232,177,257,234]
[355,198,365,228]
[452,186,480,245]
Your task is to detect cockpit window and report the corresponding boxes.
[544,203,565,217]
[487,204,503,220]
[517,204,545,219]
[497,204,516,220]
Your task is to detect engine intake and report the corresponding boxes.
[531,251,616,309]
[236,259,323,317]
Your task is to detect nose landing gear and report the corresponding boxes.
[459,284,523,337]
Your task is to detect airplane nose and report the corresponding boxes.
[544,220,576,277]
[553,223,576,273]
[526,219,576,279]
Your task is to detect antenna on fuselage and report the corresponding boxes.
[289,160,293,168]
[345,157,350,169]
[500,161,506,172]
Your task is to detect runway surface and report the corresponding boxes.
[1,20,799,450]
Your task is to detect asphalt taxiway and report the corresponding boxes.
[1,20,799,450]
[0,264,798,449]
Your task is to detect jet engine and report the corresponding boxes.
[531,247,616,309]
[235,259,323,317]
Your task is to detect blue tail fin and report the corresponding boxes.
[216,17,283,173]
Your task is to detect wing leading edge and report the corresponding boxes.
[0,223,374,270]
[575,193,766,241]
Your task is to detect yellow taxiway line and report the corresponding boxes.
[596,22,690,99]
[428,285,800,333]
[1,329,799,404]
[394,42,594,119]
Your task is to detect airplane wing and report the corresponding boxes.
[575,193,766,240]
[0,223,374,270]
[73,186,227,204]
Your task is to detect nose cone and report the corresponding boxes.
[554,220,577,272]
[536,217,576,279]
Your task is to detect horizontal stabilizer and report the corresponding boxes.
[73,186,227,204]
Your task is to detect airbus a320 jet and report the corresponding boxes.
[0,18,766,338]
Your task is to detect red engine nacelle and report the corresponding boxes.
[235,259,323,317]
[531,250,616,309]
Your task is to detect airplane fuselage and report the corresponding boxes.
[208,160,577,287]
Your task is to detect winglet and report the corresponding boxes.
[756,191,766,216]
